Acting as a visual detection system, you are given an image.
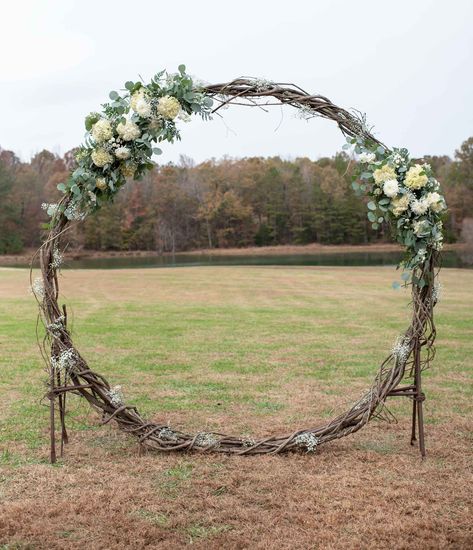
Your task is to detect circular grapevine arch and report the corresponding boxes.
[32,67,445,460]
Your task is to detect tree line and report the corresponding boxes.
[0,137,472,255]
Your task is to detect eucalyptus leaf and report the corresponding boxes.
[367,201,377,210]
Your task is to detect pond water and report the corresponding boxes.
[4,249,472,269]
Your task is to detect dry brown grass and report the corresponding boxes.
[0,266,472,549]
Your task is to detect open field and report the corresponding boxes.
[0,265,472,549]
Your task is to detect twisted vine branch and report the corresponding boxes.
[32,81,439,459]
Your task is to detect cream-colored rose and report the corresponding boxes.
[91,148,113,167]
[404,164,428,190]
[373,164,397,185]
[157,95,181,120]
[91,119,113,143]
[116,120,141,141]
[391,195,409,217]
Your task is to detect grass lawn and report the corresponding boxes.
[0,265,472,549]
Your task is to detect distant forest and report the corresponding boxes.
[0,137,472,254]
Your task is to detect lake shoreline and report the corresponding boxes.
[0,242,468,266]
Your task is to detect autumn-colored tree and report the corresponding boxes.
[0,138,472,255]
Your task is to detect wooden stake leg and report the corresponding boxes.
[410,398,417,444]
[49,369,56,464]
[417,396,426,458]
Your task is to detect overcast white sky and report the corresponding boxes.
[1,0,472,164]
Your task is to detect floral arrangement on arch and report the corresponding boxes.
[44,65,213,222]
[348,139,446,284]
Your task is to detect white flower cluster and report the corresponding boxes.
[158,427,178,442]
[296,104,317,120]
[46,315,65,336]
[41,203,59,217]
[294,432,319,453]
[30,277,45,298]
[91,119,113,143]
[353,388,375,411]
[351,138,447,273]
[432,282,442,303]
[359,152,376,164]
[253,77,273,91]
[131,89,152,118]
[157,95,181,120]
[106,385,124,407]
[195,432,219,448]
[50,246,63,269]
[392,337,410,364]
[51,348,77,372]
[64,202,86,221]
[116,120,141,141]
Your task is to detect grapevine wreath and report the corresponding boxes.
[32,66,445,460]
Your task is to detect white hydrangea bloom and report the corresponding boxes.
[383,179,399,198]
[391,195,409,217]
[157,96,181,120]
[117,120,141,141]
[405,164,428,190]
[91,119,113,143]
[91,148,113,167]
